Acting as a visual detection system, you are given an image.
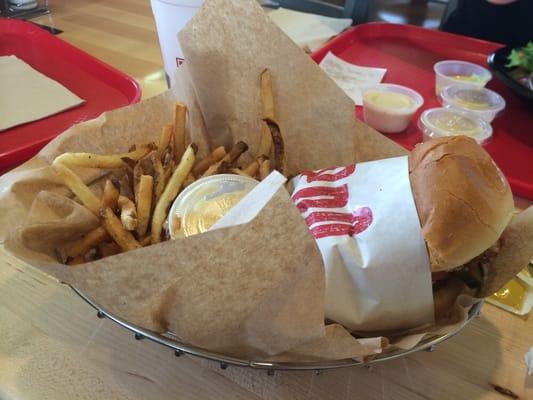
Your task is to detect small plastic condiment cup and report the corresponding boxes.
[361,84,424,134]
[434,60,492,96]
[440,84,506,122]
[168,174,258,239]
[418,107,493,145]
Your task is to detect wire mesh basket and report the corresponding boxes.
[70,284,483,373]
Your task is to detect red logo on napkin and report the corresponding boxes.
[301,164,356,182]
[292,165,373,239]
[307,207,373,239]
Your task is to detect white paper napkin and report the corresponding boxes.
[0,55,85,131]
[268,7,352,52]
[210,170,288,230]
[319,51,387,105]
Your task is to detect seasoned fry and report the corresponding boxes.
[174,102,187,161]
[183,173,196,187]
[136,174,153,237]
[54,143,156,169]
[201,141,249,178]
[101,179,120,210]
[133,162,142,203]
[259,158,271,180]
[264,118,286,175]
[243,156,264,177]
[66,226,110,259]
[100,207,141,251]
[151,144,197,244]
[66,255,85,266]
[52,161,101,214]
[97,241,121,258]
[261,68,275,120]
[159,124,174,156]
[118,195,138,231]
[226,141,249,163]
[140,235,152,246]
[120,157,136,170]
[257,121,273,158]
[118,173,134,201]
[192,146,226,177]
[152,152,166,202]
[231,168,250,177]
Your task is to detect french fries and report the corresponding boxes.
[102,179,120,210]
[259,69,275,157]
[192,146,226,177]
[52,161,101,215]
[54,144,156,169]
[243,157,263,177]
[66,226,110,259]
[261,69,275,121]
[100,207,141,251]
[264,118,286,175]
[151,144,197,244]
[118,195,138,231]
[201,141,249,178]
[67,255,85,266]
[135,174,153,237]
[174,102,187,161]
[54,69,287,265]
[259,158,271,180]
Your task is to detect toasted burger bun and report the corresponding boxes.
[409,136,514,272]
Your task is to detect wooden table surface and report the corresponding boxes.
[1,1,531,399]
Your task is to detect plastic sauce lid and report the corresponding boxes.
[418,107,493,144]
[168,174,258,238]
[440,84,505,119]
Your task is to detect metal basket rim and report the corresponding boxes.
[69,284,482,371]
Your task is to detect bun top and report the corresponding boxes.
[409,136,514,272]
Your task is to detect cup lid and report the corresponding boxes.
[418,107,493,144]
[440,84,506,113]
[168,174,258,238]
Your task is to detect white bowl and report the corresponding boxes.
[362,84,424,134]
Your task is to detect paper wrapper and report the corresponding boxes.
[291,157,435,332]
[1,0,532,362]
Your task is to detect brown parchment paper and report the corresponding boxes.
[1,0,532,362]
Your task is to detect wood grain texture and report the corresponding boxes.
[32,0,167,99]
[1,243,532,399]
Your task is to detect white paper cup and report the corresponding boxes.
[362,84,424,134]
[150,0,204,87]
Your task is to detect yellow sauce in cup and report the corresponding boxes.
[430,112,481,137]
[181,191,247,236]
[363,91,415,110]
[449,74,485,85]
[491,278,527,311]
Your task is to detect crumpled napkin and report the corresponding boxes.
[268,7,352,52]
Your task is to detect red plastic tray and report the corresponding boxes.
[0,19,141,173]
[311,23,533,200]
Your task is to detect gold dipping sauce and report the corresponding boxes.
[491,278,527,311]
[169,174,258,238]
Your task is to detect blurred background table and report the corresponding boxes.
[1,1,532,399]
